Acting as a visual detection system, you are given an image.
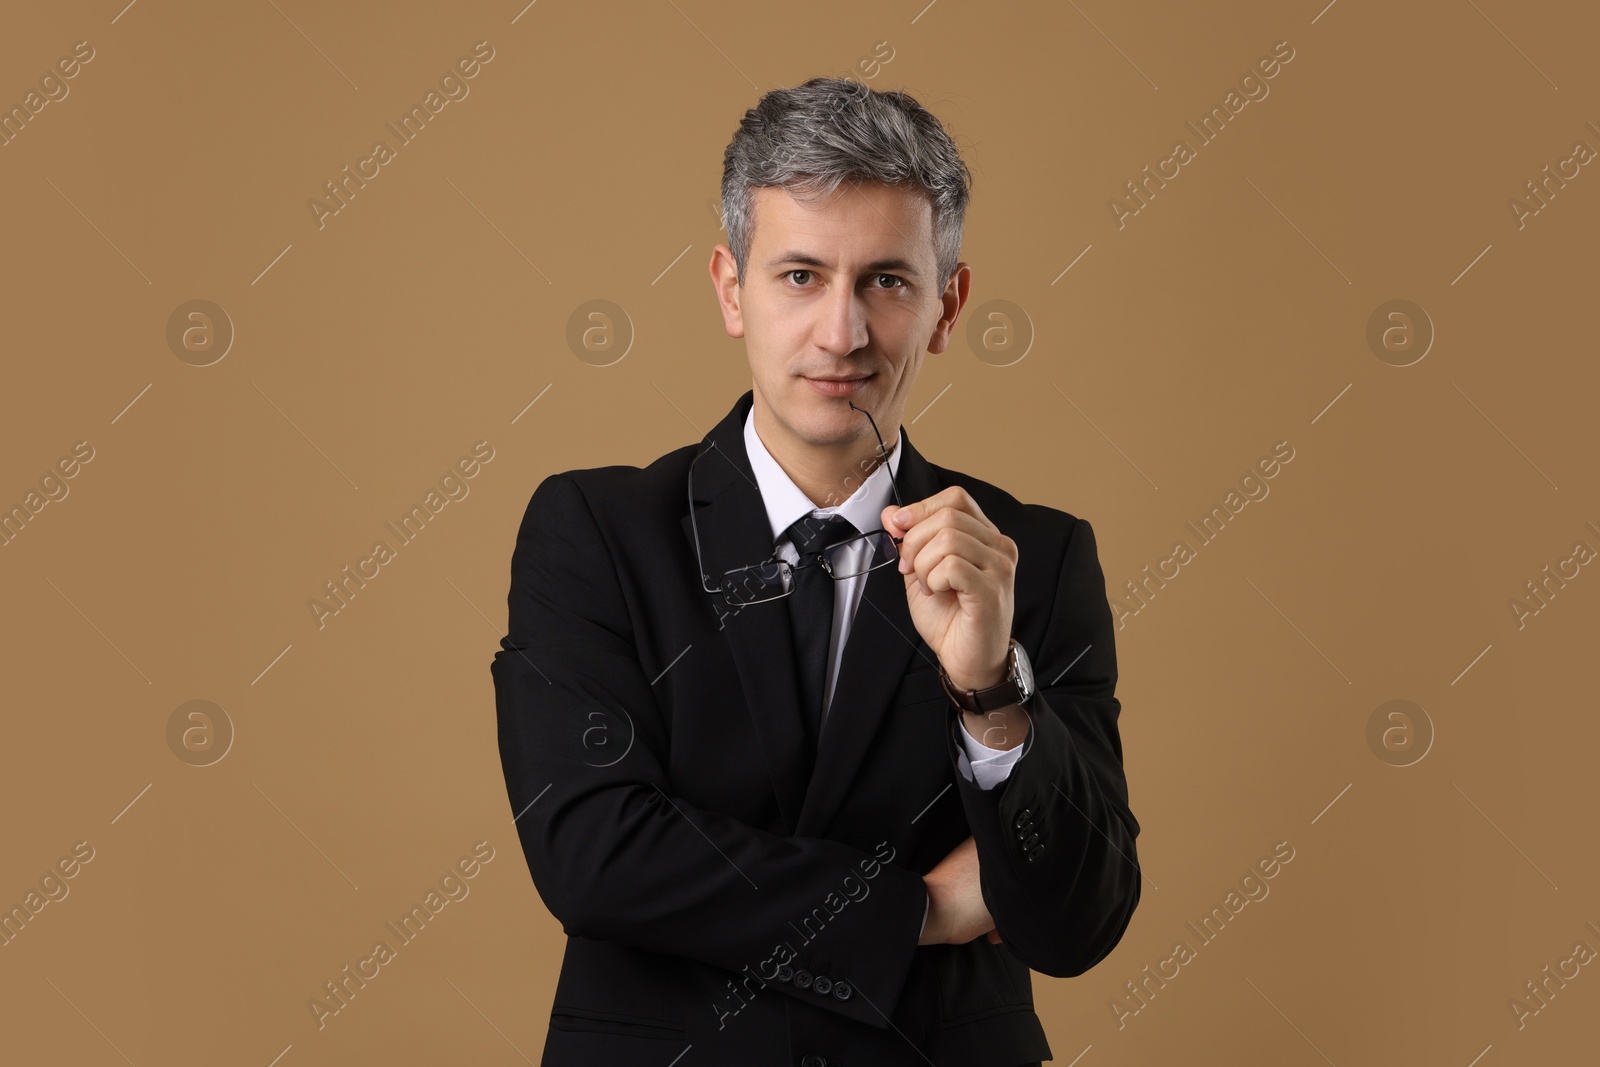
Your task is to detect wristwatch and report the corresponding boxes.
[936,638,1035,713]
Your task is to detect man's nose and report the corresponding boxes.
[812,282,869,354]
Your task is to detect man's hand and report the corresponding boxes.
[883,488,1017,694]
[918,835,1003,946]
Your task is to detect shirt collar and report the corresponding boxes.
[744,405,903,546]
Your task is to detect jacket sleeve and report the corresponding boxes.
[492,473,930,1029]
[944,516,1142,977]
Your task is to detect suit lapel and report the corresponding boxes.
[679,390,945,836]
[680,392,811,831]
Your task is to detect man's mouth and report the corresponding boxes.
[803,373,873,396]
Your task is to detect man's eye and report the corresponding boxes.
[784,271,903,289]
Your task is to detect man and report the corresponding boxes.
[493,77,1141,1067]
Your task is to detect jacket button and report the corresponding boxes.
[801,1056,828,1067]
[1027,843,1044,862]
[832,980,853,1000]
[776,964,794,982]
[1020,831,1039,850]
[1012,809,1032,829]
[793,968,813,989]
[813,974,833,994]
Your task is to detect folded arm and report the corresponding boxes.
[943,516,1143,977]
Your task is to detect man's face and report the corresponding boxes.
[710,180,968,454]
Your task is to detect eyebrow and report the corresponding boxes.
[765,251,922,276]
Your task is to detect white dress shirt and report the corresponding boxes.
[742,409,1023,790]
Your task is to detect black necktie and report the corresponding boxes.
[783,513,858,756]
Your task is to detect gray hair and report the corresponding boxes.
[719,76,973,291]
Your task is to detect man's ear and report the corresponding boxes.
[709,245,746,339]
[926,261,971,355]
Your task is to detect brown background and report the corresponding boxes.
[2,0,1596,1063]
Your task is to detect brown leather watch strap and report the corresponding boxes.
[936,639,1027,713]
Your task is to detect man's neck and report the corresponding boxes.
[753,405,898,511]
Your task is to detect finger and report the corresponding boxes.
[908,531,1011,596]
[901,526,1006,587]
[902,489,985,531]
[928,552,1008,604]
[887,486,993,537]
[893,506,1007,566]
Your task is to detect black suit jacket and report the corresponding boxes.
[493,389,1141,1067]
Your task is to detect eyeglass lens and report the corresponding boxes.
[718,531,899,605]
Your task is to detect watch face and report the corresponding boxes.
[1013,642,1035,699]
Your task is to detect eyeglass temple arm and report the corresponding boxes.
[848,400,905,541]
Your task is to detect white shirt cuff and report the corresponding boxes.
[953,715,1026,790]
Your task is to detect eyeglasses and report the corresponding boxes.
[689,400,906,607]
